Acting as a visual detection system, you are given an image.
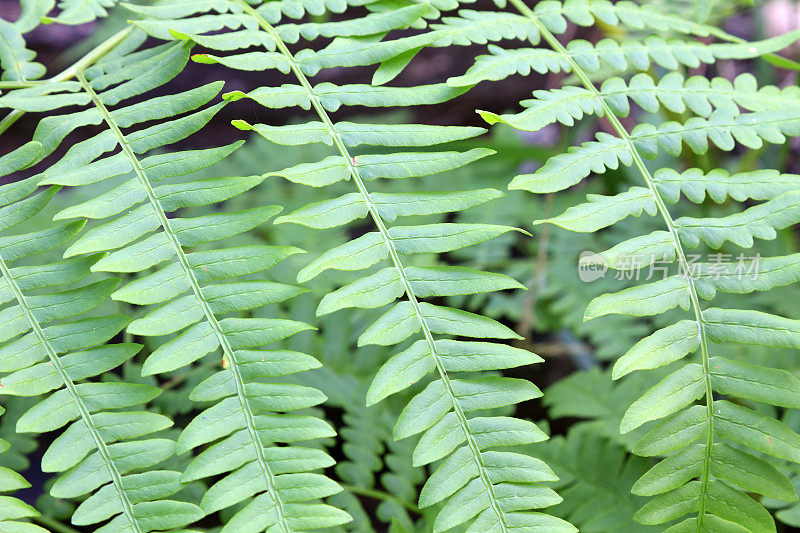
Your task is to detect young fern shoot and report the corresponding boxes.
[454,1,800,531]
[130,1,574,531]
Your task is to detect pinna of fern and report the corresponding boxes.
[0,0,140,142]
[128,1,575,531]
[0,0,107,82]
[0,19,349,533]
[453,0,800,531]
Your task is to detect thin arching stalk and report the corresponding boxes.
[509,0,714,527]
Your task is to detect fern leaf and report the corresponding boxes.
[225,81,469,111]
[249,9,540,81]
[415,0,784,86]
[510,133,630,193]
[16,0,55,33]
[0,141,203,532]
[508,107,800,194]
[135,1,575,530]
[534,186,656,232]
[653,167,799,203]
[467,0,800,530]
[481,72,800,131]
[1,32,346,531]
[450,33,800,86]
[0,20,45,82]
[675,191,800,248]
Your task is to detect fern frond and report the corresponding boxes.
[516,0,724,36]
[480,72,800,132]
[321,0,784,85]
[0,141,203,532]
[462,0,800,530]
[507,108,800,193]
[449,32,800,86]
[2,28,347,532]
[131,1,575,531]
[15,1,54,33]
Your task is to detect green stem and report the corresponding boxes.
[0,25,134,136]
[341,484,421,514]
[75,71,291,533]
[33,514,81,533]
[235,2,510,530]
[0,251,142,533]
[0,81,40,89]
[510,1,714,529]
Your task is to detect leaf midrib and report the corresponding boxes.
[75,72,292,533]
[0,251,142,532]
[510,2,717,530]
[235,2,512,530]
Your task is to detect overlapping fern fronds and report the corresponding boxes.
[456,0,800,531]
[0,30,348,531]
[0,140,204,532]
[532,430,657,533]
[128,1,573,531]
[44,0,121,25]
[0,0,132,111]
[4,1,799,531]
[9,0,120,28]
[0,19,344,531]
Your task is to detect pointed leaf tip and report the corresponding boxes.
[231,119,253,131]
[223,90,247,102]
[477,110,502,125]
[169,28,192,41]
[192,54,215,64]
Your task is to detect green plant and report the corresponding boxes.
[0,140,205,531]
[455,1,800,531]
[126,3,577,531]
[1,1,799,532]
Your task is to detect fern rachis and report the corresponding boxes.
[497,13,719,524]
[71,69,311,533]
[231,7,524,529]
[453,0,800,531]
[126,1,575,531]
